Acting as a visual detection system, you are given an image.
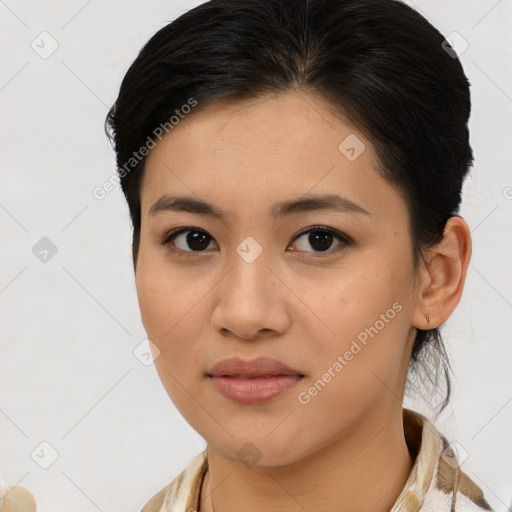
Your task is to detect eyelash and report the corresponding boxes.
[160,225,352,258]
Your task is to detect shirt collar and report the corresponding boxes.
[390,408,441,511]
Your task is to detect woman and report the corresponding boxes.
[105,0,494,510]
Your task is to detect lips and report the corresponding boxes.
[206,356,304,378]
[206,356,305,404]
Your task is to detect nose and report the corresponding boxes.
[210,247,291,341]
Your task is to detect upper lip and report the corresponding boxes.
[207,356,304,378]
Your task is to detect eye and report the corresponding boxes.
[161,228,217,255]
[161,225,351,257]
[289,226,351,256]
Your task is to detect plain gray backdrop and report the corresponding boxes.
[1,1,511,511]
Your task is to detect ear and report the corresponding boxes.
[412,216,472,330]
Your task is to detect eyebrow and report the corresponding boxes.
[148,193,371,220]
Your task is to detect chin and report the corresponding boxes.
[206,432,313,468]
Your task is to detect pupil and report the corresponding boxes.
[309,231,332,252]
[188,231,209,251]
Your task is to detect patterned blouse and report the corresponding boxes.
[140,408,494,512]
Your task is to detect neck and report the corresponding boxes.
[200,406,414,512]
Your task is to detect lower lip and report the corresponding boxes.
[209,375,303,404]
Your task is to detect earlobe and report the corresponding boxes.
[412,216,472,330]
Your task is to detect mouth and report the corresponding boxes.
[212,374,302,378]
[208,374,304,404]
[205,356,305,404]
[206,355,304,379]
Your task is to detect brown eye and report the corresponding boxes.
[162,228,217,253]
[290,227,351,255]
[307,230,334,252]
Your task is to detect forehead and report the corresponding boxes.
[140,91,407,228]
[147,91,367,162]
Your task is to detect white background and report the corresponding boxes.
[1,1,511,510]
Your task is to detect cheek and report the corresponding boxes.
[135,269,168,340]
[135,258,211,370]
[292,300,409,439]
[136,255,196,337]
[313,265,411,375]
[136,269,187,378]
[136,266,208,414]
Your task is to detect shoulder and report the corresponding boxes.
[140,450,208,512]
[140,486,168,512]
[430,435,494,512]
[394,409,494,512]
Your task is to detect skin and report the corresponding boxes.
[135,90,472,512]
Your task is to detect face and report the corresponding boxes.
[135,91,421,467]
